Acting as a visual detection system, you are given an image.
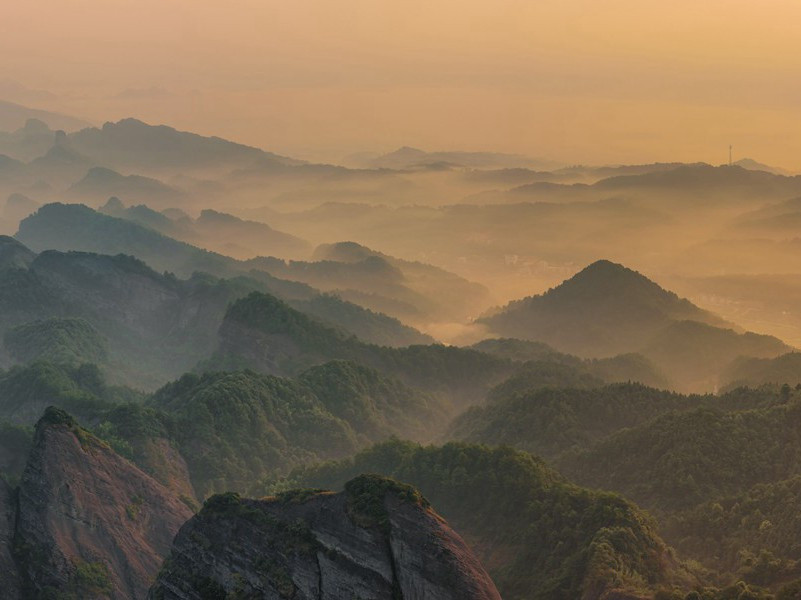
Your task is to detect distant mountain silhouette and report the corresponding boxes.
[509,164,801,204]
[67,167,183,205]
[479,260,790,391]
[97,199,311,259]
[363,146,555,170]
[734,157,792,175]
[0,119,64,162]
[480,260,726,356]
[67,118,299,171]
[0,99,91,133]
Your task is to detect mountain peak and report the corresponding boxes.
[481,260,725,357]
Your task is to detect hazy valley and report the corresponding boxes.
[2,94,801,600]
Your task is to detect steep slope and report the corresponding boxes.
[148,475,501,600]
[14,407,193,599]
[267,440,691,600]
[0,477,21,597]
[0,234,35,269]
[480,259,726,357]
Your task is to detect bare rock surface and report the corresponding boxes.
[148,474,501,600]
[14,407,193,599]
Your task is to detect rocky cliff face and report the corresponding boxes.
[0,477,22,598]
[14,407,193,599]
[148,474,502,600]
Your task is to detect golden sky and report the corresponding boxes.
[2,0,800,167]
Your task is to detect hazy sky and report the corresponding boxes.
[2,0,800,166]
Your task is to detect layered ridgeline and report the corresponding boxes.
[148,475,502,600]
[479,260,790,391]
[16,202,491,326]
[99,197,312,260]
[0,235,433,388]
[262,440,695,600]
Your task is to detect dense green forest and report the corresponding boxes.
[260,439,693,600]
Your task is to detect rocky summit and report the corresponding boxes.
[12,407,193,599]
[148,474,502,600]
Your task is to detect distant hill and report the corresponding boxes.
[480,260,727,357]
[734,157,793,175]
[310,241,492,322]
[67,118,299,171]
[509,164,801,205]
[193,208,311,259]
[212,291,513,406]
[67,166,183,205]
[471,338,669,389]
[0,235,35,269]
[0,99,91,132]
[641,320,790,391]
[721,352,801,390]
[360,146,556,170]
[479,260,790,391]
[98,198,311,259]
[0,119,66,162]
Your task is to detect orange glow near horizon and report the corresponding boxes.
[2,0,800,167]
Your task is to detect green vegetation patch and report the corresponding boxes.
[344,473,429,531]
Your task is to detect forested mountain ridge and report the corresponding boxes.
[263,439,696,600]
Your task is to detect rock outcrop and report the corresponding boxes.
[148,474,501,600]
[14,407,193,599]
